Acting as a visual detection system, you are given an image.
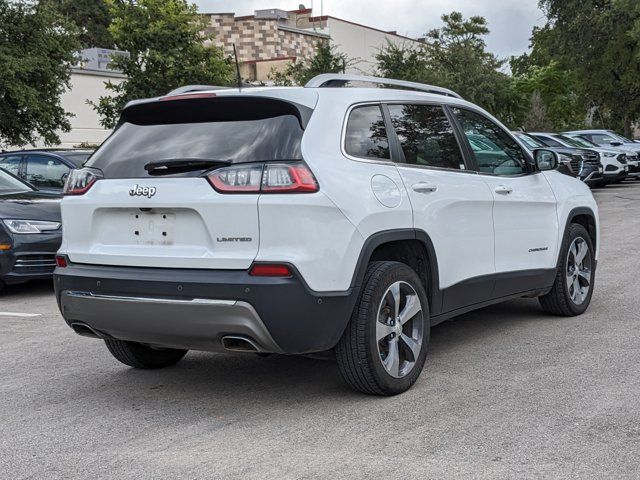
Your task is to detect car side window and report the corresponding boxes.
[344,105,390,160]
[0,156,23,176]
[452,108,527,176]
[387,104,465,170]
[589,134,616,146]
[24,155,70,189]
[536,135,563,148]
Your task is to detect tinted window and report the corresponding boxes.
[564,135,596,148]
[534,135,563,148]
[452,108,527,176]
[0,168,31,194]
[0,156,22,175]
[25,155,70,189]
[345,105,390,160]
[88,98,307,178]
[388,104,465,169]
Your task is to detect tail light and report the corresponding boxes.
[63,168,103,195]
[206,162,318,194]
[55,255,68,268]
[249,263,292,277]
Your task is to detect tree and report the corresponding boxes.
[45,0,114,48]
[91,0,234,128]
[510,61,586,131]
[270,41,349,86]
[536,0,640,136]
[0,1,79,148]
[376,12,523,126]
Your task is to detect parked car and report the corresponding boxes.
[531,132,629,184]
[0,149,93,193]
[512,131,604,186]
[564,129,640,152]
[54,74,599,395]
[0,168,61,292]
[562,131,640,180]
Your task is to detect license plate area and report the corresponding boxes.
[129,211,175,245]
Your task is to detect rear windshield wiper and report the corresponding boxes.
[144,158,231,175]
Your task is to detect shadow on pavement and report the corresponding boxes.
[59,297,556,411]
[1,279,54,300]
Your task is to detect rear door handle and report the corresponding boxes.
[494,185,513,195]
[412,182,438,194]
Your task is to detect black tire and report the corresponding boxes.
[104,339,187,369]
[539,223,595,316]
[336,261,430,396]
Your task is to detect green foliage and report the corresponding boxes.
[510,61,586,131]
[45,0,114,48]
[270,41,348,86]
[0,1,79,148]
[534,0,640,135]
[91,0,234,128]
[376,12,523,126]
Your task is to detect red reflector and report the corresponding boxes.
[249,264,292,277]
[160,92,217,101]
[55,255,68,268]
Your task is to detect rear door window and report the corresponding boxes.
[24,155,70,189]
[87,97,309,178]
[344,105,390,160]
[388,104,465,169]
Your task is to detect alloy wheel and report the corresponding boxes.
[566,236,592,305]
[376,281,424,378]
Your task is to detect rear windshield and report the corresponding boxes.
[62,152,93,167]
[87,97,308,178]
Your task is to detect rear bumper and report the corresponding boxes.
[54,263,357,354]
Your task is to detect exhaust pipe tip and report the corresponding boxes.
[221,335,262,352]
[70,322,103,339]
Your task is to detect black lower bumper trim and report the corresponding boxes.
[54,263,356,354]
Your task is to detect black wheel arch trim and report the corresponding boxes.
[348,229,444,316]
[559,207,598,267]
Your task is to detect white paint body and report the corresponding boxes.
[59,86,599,294]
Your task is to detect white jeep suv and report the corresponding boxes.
[55,74,599,395]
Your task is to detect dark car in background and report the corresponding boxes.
[513,131,604,187]
[0,168,61,292]
[0,149,93,193]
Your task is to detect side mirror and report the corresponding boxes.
[533,149,558,171]
[610,141,623,147]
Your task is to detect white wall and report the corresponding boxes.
[53,69,124,148]
[324,18,422,74]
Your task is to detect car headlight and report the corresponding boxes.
[603,152,616,157]
[558,154,573,164]
[2,219,61,234]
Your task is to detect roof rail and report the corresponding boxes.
[165,85,233,96]
[304,74,463,99]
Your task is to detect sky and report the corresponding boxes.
[193,0,546,60]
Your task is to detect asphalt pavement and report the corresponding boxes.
[2,181,639,479]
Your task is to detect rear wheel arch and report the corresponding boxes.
[349,229,442,316]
